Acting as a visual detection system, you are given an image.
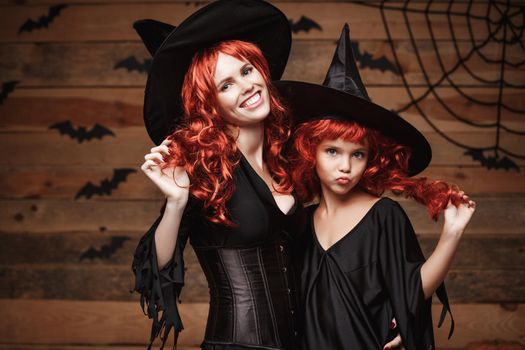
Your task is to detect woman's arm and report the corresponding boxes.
[420,193,476,298]
[141,138,190,269]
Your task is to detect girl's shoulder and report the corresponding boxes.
[373,197,409,221]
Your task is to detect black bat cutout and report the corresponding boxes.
[289,16,322,34]
[0,80,19,105]
[79,236,130,261]
[351,42,399,75]
[114,56,152,74]
[18,4,68,34]
[464,149,520,171]
[185,1,207,6]
[49,120,115,143]
[75,168,137,199]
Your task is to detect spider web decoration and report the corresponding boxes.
[355,0,524,171]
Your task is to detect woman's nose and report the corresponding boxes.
[239,78,254,94]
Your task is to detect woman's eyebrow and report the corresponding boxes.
[216,63,251,87]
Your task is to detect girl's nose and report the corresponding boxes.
[339,157,351,173]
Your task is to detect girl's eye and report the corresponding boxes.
[326,148,337,156]
[353,151,365,159]
[220,83,232,92]
[242,67,253,76]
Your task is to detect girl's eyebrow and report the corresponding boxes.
[215,63,251,87]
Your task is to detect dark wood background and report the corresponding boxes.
[0,1,524,349]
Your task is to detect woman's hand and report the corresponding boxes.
[140,138,190,206]
[383,319,404,350]
[443,191,476,238]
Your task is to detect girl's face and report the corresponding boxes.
[213,52,270,127]
[315,138,369,197]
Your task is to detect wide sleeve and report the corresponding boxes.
[378,200,453,350]
[131,198,196,349]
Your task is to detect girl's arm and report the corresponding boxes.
[420,193,476,299]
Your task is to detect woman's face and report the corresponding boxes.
[213,52,270,127]
[315,138,369,197]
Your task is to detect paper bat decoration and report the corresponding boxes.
[75,168,137,199]
[289,16,322,34]
[0,80,19,105]
[49,121,115,143]
[184,1,207,6]
[464,149,520,171]
[114,56,152,74]
[351,42,399,75]
[18,4,68,33]
[79,236,130,261]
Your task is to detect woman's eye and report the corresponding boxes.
[220,83,231,92]
[242,67,253,76]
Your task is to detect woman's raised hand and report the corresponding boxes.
[443,191,476,238]
[140,138,190,206]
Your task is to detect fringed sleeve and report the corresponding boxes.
[131,199,195,349]
[379,199,453,350]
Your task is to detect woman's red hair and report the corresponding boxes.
[289,119,460,220]
[162,40,292,226]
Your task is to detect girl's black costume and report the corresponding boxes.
[130,1,301,348]
[133,155,305,349]
[275,24,453,350]
[298,198,451,350]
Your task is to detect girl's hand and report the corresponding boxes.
[443,191,476,238]
[140,138,190,206]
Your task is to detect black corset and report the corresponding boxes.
[195,242,300,349]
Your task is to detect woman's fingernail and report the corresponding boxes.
[383,346,390,350]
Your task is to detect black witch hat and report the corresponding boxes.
[275,24,432,176]
[134,0,292,145]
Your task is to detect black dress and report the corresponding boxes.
[297,197,453,350]
[132,155,306,350]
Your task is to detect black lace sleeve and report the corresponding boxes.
[131,198,196,349]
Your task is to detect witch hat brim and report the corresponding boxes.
[274,24,431,176]
[135,0,292,145]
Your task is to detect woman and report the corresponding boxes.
[131,1,304,349]
[276,24,476,349]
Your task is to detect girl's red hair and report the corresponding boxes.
[289,119,460,220]
[162,40,292,226]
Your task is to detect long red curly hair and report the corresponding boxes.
[162,40,293,226]
[289,119,460,220]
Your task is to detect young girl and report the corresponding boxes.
[276,24,476,350]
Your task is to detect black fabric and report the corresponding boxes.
[132,155,306,350]
[297,198,453,350]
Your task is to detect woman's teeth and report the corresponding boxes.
[241,92,260,107]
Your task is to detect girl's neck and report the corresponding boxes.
[234,122,265,168]
[318,189,375,216]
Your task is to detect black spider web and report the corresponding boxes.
[355,0,524,170]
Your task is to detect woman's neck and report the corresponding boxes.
[234,122,265,168]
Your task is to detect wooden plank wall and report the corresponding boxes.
[0,1,524,349]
